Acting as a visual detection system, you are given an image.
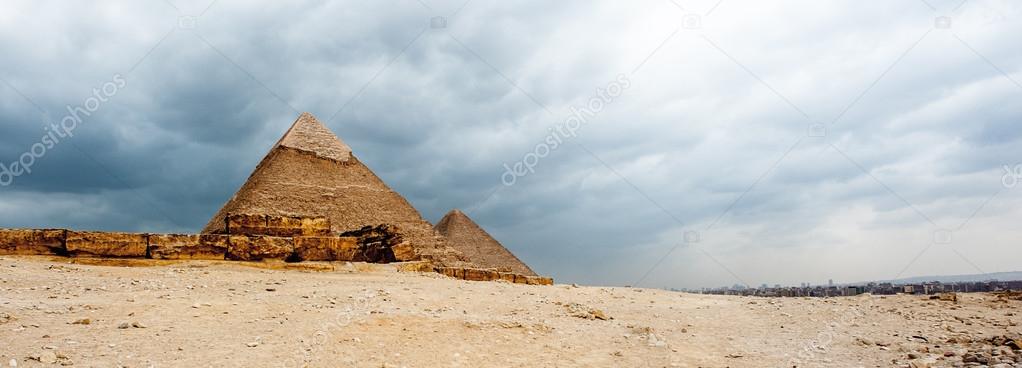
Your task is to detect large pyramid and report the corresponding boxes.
[202,112,466,265]
[434,209,536,276]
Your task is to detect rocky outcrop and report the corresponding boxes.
[341,225,406,263]
[437,267,553,285]
[148,234,229,260]
[265,216,331,237]
[0,229,66,255]
[65,231,147,258]
[225,214,268,236]
[224,214,332,237]
[226,235,294,261]
[1,227,555,286]
[290,236,359,262]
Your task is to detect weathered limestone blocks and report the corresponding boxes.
[148,234,228,260]
[291,236,359,262]
[0,229,66,255]
[523,276,555,286]
[266,216,331,237]
[225,214,331,237]
[391,241,416,262]
[65,231,148,258]
[464,268,499,282]
[226,235,294,261]
[226,214,267,235]
[436,267,553,286]
[437,267,464,279]
[3,225,542,287]
[1,226,417,265]
[497,272,517,283]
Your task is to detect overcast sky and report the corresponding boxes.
[1,0,1020,289]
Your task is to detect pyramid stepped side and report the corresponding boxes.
[434,209,537,276]
[202,113,468,267]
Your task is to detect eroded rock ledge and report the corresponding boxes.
[0,214,553,286]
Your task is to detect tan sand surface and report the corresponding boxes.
[1,256,1019,367]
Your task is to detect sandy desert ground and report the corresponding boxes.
[1,256,1020,368]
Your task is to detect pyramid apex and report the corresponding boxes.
[440,209,475,225]
[277,112,352,162]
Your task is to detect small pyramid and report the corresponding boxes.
[202,113,465,265]
[434,209,536,276]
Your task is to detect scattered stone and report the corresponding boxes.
[36,351,57,364]
[855,337,874,346]
[55,353,72,366]
[246,342,259,348]
[564,303,610,320]
[936,293,959,302]
[70,318,90,325]
[117,322,131,329]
